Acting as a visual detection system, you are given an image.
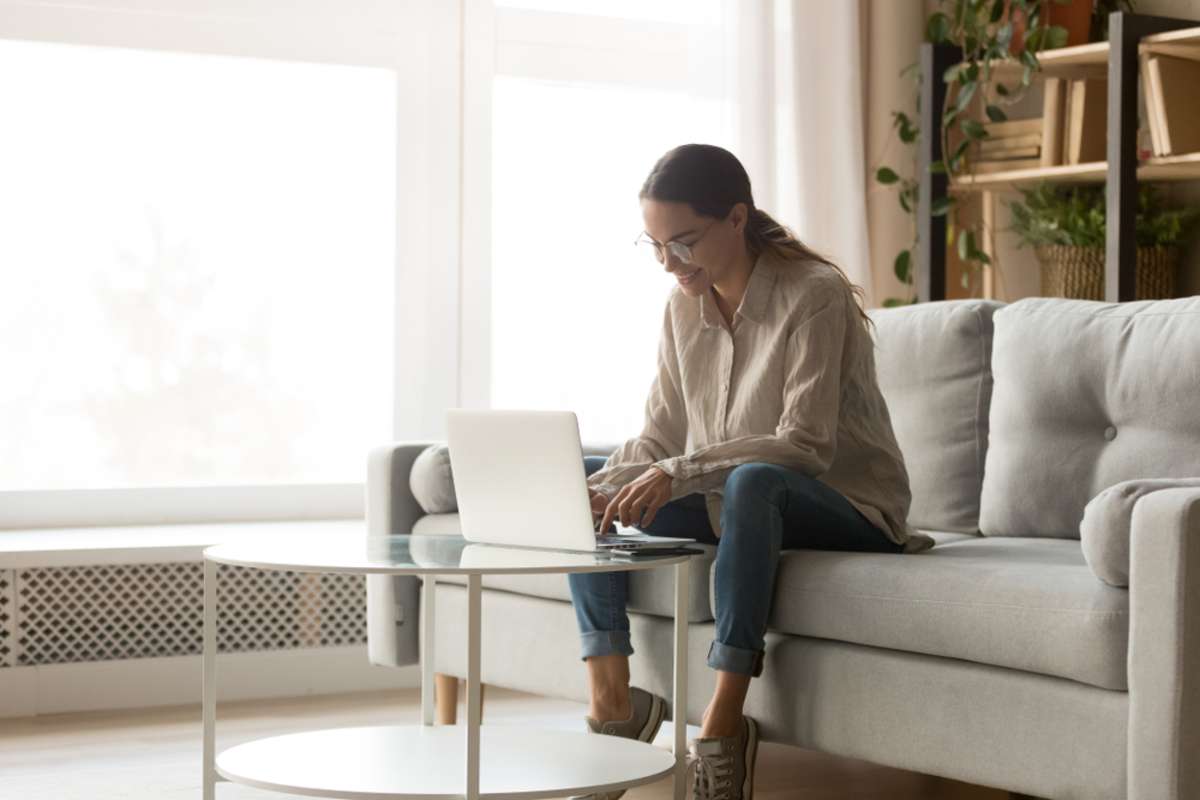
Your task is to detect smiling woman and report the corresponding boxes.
[572,141,931,800]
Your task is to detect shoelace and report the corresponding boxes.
[684,750,733,800]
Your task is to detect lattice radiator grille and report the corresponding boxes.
[0,563,367,667]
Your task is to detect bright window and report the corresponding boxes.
[487,4,733,446]
[0,39,396,490]
[494,0,721,24]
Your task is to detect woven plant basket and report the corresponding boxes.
[1034,244,1179,300]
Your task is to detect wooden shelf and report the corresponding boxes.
[949,161,1105,190]
[987,41,1109,81]
[1141,26,1200,59]
[976,26,1200,80]
[948,152,1200,191]
[1142,151,1200,179]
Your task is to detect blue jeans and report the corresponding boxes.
[568,456,905,677]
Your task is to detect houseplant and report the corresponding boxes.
[1005,181,1199,299]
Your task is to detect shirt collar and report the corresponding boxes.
[699,249,777,330]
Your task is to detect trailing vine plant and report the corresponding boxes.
[875,0,1076,305]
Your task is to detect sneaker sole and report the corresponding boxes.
[638,692,667,744]
[742,716,759,800]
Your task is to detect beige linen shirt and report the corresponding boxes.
[587,249,935,554]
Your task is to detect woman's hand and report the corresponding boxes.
[595,466,674,534]
[589,488,615,532]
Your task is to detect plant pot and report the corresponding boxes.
[1008,0,1095,54]
[1034,244,1179,299]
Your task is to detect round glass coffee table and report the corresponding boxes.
[202,533,698,800]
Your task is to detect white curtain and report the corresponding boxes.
[729,0,875,304]
[724,0,921,309]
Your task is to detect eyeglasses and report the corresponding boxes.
[633,217,720,266]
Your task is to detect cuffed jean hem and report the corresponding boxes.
[580,630,634,661]
[707,640,765,677]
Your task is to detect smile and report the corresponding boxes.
[679,269,701,285]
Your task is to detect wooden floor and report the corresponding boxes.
[1,685,1015,800]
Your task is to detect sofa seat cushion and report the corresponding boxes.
[410,513,717,622]
[732,531,1130,690]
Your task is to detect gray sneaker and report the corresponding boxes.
[685,715,760,800]
[570,686,668,800]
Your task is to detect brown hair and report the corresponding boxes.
[638,143,874,332]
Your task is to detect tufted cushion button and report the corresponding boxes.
[1103,425,1117,441]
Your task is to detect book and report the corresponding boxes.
[967,157,1043,174]
[1061,81,1074,162]
[1139,51,1165,156]
[978,144,1042,159]
[982,117,1043,137]
[1149,54,1200,155]
[1067,77,1107,164]
[1147,56,1171,156]
[1041,77,1065,166]
[980,132,1043,152]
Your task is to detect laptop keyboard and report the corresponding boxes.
[595,533,648,545]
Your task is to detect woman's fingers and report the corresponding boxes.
[596,471,669,533]
[619,485,656,528]
[598,490,620,534]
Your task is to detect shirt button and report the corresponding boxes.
[1103,425,1117,441]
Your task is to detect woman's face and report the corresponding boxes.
[640,198,748,295]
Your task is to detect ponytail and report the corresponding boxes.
[744,207,876,334]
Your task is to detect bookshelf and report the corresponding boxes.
[917,11,1200,303]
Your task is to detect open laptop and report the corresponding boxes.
[445,409,697,553]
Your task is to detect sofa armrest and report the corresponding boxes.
[1080,477,1200,587]
[1128,486,1200,800]
[365,440,439,668]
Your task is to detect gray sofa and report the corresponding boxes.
[365,295,1200,800]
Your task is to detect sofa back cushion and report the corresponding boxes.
[868,299,1004,533]
[979,296,1200,538]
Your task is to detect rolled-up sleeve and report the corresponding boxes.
[652,291,846,501]
[586,298,688,496]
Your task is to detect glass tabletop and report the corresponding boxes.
[203,532,696,575]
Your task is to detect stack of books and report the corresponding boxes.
[1040,76,1107,167]
[968,118,1043,173]
[1141,53,1200,157]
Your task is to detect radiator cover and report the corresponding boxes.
[0,563,366,667]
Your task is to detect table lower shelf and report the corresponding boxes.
[215,723,679,800]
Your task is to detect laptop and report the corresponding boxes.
[445,409,697,553]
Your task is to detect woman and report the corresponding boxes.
[569,144,933,800]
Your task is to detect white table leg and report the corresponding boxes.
[673,558,690,800]
[202,558,217,800]
[465,573,482,800]
[421,574,437,726]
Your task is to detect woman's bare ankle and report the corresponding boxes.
[698,708,742,739]
[588,685,632,722]
[585,654,632,722]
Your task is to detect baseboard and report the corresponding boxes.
[0,644,421,718]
